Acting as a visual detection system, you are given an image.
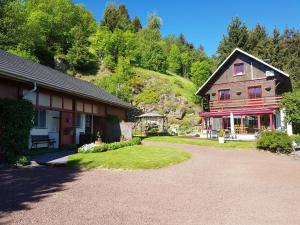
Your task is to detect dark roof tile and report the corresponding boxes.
[0,49,131,108]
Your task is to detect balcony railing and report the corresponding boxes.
[209,96,282,111]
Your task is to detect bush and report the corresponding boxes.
[256,131,292,154]
[78,137,142,153]
[291,134,300,145]
[15,155,31,166]
[0,99,34,161]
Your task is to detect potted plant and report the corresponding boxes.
[218,129,225,144]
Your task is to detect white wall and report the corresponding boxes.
[29,110,60,149]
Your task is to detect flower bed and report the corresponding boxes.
[78,137,142,153]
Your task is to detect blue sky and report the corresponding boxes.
[74,0,300,56]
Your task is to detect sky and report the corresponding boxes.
[74,0,300,56]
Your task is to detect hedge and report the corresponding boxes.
[78,137,142,153]
[256,131,293,154]
[0,99,34,161]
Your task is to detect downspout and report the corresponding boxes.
[23,82,37,98]
[251,62,254,80]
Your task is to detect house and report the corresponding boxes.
[195,48,293,139]
[0,49,131,148]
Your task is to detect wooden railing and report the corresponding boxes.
[209,96,282,111]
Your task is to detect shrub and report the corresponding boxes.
[15,155,30,166]
[0,99,34,161]
[256,131,292,154]
[291,134,300,145]
[78,137,142,153]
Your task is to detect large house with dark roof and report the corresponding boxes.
[0,49,131,148]
[196,48,293,139]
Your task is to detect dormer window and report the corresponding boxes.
[234,63,244,76]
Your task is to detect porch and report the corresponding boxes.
[200,108,291,139]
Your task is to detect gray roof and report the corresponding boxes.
[0,49,131,108]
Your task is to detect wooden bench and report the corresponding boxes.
[31,135,56,149]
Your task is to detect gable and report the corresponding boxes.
[195,48,290,96]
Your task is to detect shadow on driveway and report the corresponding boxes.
[0,166,80,217]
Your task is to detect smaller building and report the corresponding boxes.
[0,50,131,148]
[195,48,293,138]
[136,112,167,134]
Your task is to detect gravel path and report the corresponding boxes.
[1,142,300,225]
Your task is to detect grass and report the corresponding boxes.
[144,136,257,149]
[132,67,197,103]
[68,145,191,169]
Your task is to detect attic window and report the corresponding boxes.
[234,63,244,76]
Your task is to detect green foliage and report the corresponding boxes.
[217,17,300,89]
[0,0,97,70]
[218,17,249,61]
[78,137,142,153]
[15,155,30,166]
[131,16,142,32]
[95,57,132,101]
[0,99,34,160]
[281,91,300,133]
[167,44,181,73]
[256,131,292,154]
[190,61,212,86]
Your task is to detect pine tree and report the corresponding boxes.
[100,3,118,32]
[217,17,249,61]
[116,4,131,31]
[131,16,142,32]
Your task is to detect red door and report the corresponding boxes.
[61,112,75,146]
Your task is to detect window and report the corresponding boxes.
[248,86,262,99]
[219,89,230,100]
[76,113,82,128]
[234,63,244,76]
[34,110,46,128]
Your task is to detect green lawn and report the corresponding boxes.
[68,145,191,169]
[144,136,256,149]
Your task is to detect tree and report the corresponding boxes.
[217,17,249,61]
[140,43,167,73]
[281,91,300,133]
[181,52,191,77]
[116,4,131,31]
[167,44,181,74]
[190,61,211,86]
[131,16,142,32]
[247,24,269,58]
[100,3,118,32]
[90,28,138,71]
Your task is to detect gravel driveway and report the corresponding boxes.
[1,142,300,225]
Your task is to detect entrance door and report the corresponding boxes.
[61,112,75,146]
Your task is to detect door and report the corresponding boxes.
[61,112,75,146]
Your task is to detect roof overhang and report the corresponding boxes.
[0,71,132,109]
[195,48,290,96]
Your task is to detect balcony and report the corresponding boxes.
[209,96,282,111]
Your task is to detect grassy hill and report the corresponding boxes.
[78,67,200,134]
[131,68,197,103]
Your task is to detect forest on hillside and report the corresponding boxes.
[1,0,300,132]
[1,0,299,91]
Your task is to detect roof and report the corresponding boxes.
[136,112,164,118]
[0,49,131,108]
[195,48,290,95]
